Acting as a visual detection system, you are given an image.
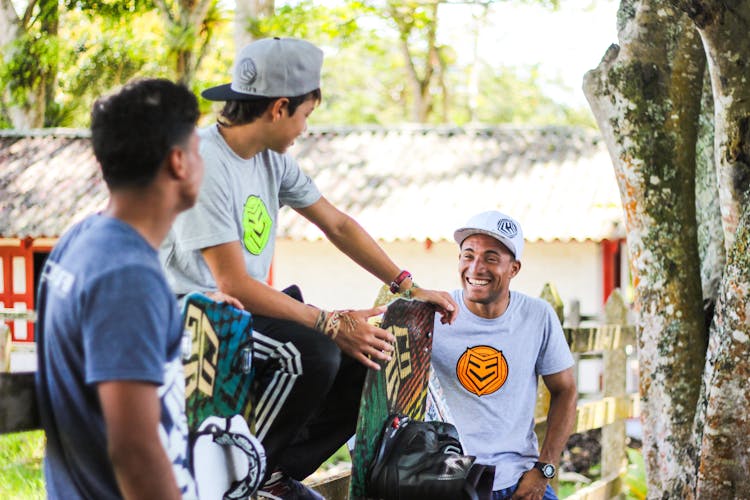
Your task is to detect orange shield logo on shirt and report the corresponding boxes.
[456,346,508,396]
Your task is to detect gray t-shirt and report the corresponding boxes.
[161,125,321,294]
[432,289,574,490]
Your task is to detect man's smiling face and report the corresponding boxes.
[458,233,520,312]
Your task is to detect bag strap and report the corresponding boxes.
[196,419,266,500]
[368,414,410,489]
[464,462,496,500]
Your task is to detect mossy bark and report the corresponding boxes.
[672,1,750,496]
[583,1,707,496]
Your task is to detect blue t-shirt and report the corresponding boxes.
[35,214,196,499]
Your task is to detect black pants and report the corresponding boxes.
[250,286,366,480]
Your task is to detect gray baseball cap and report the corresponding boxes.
[454,211,525,260]
[202,37,323,101]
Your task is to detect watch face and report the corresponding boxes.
[542,464,555,478]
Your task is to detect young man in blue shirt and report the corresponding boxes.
[35,79,239,499]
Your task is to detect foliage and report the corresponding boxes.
[1,0,596,127]
[233,0,592,126]
[54,9,170,126]
[0,34,59,106]
[622,447,647,499]
[0,431,45,500]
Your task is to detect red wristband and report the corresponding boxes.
[389,270,412,294]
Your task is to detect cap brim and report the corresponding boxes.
[454,228,517,258]
[201,83,267,101]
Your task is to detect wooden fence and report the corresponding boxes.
[0,285,639,499]
[536,284,639,499]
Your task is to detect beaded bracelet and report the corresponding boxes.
[314,309,356,340]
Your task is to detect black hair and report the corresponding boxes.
[217,88,321,127]
[90,78,199,190]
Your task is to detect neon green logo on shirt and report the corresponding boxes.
[242,196,272,255]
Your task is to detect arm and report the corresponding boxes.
[202,241,394,369]
[98,381,181,500]
[513,367,577,500]
[295,196,457,323]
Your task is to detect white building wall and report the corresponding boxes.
[273,239,605,321]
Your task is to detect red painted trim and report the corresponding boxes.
[0,245,35,341]
[601,240,622,304]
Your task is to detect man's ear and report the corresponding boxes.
[166,146,187,180]
[510,260,521,278]
[269,97,290,121]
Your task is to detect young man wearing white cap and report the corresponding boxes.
[431,210,577,500]
[160,37,457,499]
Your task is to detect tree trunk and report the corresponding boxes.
[694,70,723,308]
[389,0,438,123]
[40,0,57,126]
[671,1,750,496]
[583,0,707,495]
[676,1,750,250]
[155,0,216,85]
[0,0,49,128]
[234,0,273,51]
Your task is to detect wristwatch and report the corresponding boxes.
[533,461,556,479]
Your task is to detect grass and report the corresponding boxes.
[560,447,646,499]
[322,444,352,468]
[0,430,45,500]
[1,435,646,500]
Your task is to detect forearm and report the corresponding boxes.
[202,243,320,328]
[538,385,577,464]
[98,382,181,500]
[218,274,320,328]
[110,441,181,500]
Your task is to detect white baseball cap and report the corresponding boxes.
[202,37,323,101]
[454,211,525,260]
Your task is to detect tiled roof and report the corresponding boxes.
[285,126,624,242]
[0,129,106,239]
[0,126,624,242]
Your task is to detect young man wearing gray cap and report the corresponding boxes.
[160,37,457,499]
[431,210,577,500]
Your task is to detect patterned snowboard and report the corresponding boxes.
[181,292,255,431]
[181,292,267,498]
[349,292,437,499]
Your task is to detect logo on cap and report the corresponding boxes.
[497,218,518,238]
[237,58,258,91]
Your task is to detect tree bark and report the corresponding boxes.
[583,0,707,495]
[675,1,750,250]
[671,1,750,496]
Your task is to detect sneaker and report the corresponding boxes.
[256,472,324,500]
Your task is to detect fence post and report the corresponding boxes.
[538,283,564,491]
[1,325,10,373]
[601,289,628,481]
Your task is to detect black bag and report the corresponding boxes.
[367,414,495,500]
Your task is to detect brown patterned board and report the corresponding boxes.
[349,296,436,499]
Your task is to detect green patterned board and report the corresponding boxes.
[181,292,255,431]
[349,295,436,499]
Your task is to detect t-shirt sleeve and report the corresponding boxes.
[172,148,239,251]
[536,302,575,376]
[278,155,321,208]
[82,267,173,386]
